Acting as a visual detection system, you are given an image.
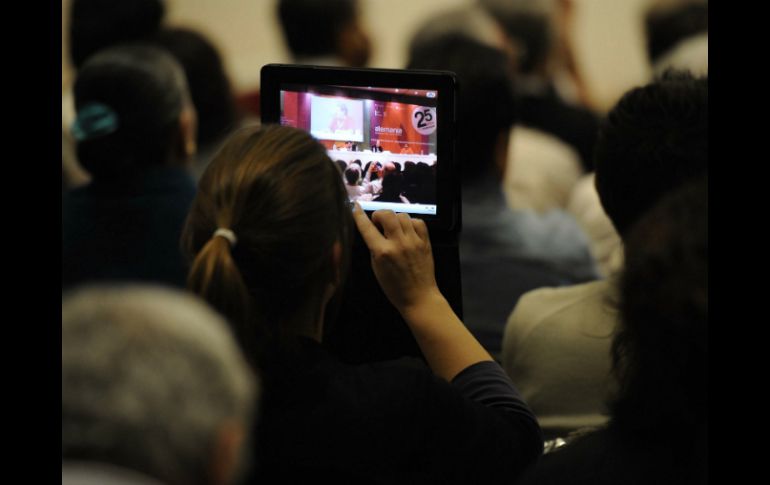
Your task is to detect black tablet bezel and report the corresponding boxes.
[260,63,460,234]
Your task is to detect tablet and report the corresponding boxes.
[260,64,460,234]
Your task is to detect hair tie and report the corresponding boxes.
[71,102,120,142]
[213,228,238,248]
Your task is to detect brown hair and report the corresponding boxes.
[182,125,352,367]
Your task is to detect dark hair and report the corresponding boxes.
[407,34,516,182]
[646,2,708,64]
[69,0,165,69]
[73,44,190,179]
[182,125,352,368]
[594,70,707,238]
[480,2,552,74]
[379,172,404,198]
[610,175,707,441]
[149,27,238,146]
[277,0,357,58]
[343,166,360,185]
[336,159,348,174]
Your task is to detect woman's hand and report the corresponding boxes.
[352,204,440,314]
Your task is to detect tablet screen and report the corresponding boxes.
[278,83,439,216]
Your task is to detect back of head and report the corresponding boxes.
[277,0,362,63]
[407,34,516,183]
[645,0,708,65]
[594,70,708,237]
[73,43,191,180]
[479,0,556,75]
[182,125,352,367]
[62,285,257,485]
[611,175,707,443]
[70,0,166,69]
[407,5,507,60]
[150,27,238,146]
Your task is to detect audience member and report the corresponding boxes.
[561,1,705,278]
[276,0,371,67]
[182,124,543,484]
[149,27,244,181]
[480,0,601,173]
[62,285,257,485]
[503,71,708,439]
[408,33,598,357]
[518,175,708,485]
[410,3,585,214]
[373,171,409,203]
[62,44,197,289]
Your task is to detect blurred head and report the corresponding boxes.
[182,125,352,367]
[479,0,557,75]
[69,0,166,69]
[277,0,371,67]
[611,175,707,437]
[344,165,361,185]
[408,5,510,59]
[150,27,238,147]
[645,0,708,66]
[408,34,516,183]
[62,285,257,485]
[594,70,708,238]
[73,43,196,180]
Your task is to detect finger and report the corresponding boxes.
[371,210,403,238]
[352,202,385,249]
[412,218,430,242]
[397,212,416,236]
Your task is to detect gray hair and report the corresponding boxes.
[62,285,258,485]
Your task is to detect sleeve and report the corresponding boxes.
[451,360,537,419]
[418,361,544,484]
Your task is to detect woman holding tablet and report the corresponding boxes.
[182,124,542,484]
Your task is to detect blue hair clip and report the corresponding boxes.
[71,102,119,141]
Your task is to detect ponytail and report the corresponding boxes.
[186,228,259,368]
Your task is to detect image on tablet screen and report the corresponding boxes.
[279,83,438,216]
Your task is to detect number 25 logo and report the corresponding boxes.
[412,107,436,135]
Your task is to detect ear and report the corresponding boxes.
[209,419,246,485]
[178,107,198,162]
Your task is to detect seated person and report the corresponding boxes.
[518,175,708,485]
[373,171,410,204]
[408,33,598,357]
[502,71,708,440]
[182,124,543,484]
[62,44,198,289]
[277,0,371,68]
[343,164,371,201]
[62,284,257,485]
[148,27,243,182]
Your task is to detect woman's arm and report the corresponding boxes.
[352,204,493,381]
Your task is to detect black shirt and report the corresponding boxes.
[62,165,196,290]
[250,338,543,485]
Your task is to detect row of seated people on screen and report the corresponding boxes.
[336,159,436,204]
[331,140,418,154]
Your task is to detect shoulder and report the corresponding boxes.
[503,280,616,351]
